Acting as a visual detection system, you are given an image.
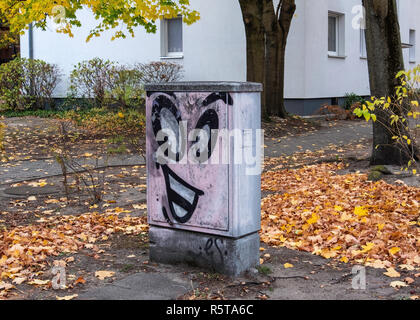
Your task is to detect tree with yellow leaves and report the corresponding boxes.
[0,0,199,46]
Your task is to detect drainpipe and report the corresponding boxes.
[28,23,33,59]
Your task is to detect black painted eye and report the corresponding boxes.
[151,95,185,161]
[192,109,219,161]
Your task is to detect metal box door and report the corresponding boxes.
[147,92,230,234]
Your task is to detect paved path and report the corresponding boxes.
[0,120,372,185]
[0,155,145,185]
[76,243,415,301]
[264,121,372,157]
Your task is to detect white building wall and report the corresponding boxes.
[20,0,420,107]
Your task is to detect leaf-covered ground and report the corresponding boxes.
[0,211,148,297]
[0,116,419,300]
[261,162,420,270]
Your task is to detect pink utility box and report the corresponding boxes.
[145,82,262,276]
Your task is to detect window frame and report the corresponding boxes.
[328,14,339,56]
[360,28,367,59]
[409,29,416,63]
[160,16,184,59]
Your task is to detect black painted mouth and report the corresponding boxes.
[160,164,204,224]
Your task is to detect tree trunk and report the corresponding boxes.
[277,1,295,117]
[363,0,410,165]
[262,0,280,118]
[239,0,295,120]
[239,0,267,119]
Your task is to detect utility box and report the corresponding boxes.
[145,82,262,276]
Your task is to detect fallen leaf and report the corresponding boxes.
[0,282,14,290]
[28,279,50,286]
[95,271,115,280]
[12,277,26,285]
[388,247,400,255]
[56,294,78,300]
[390,281,408,289]
[284,263,294,269]
[74,277,86,285]
[384,268,401,278]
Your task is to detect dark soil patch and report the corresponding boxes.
[262,116,322,138]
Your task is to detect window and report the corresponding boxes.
[328,12,345,57]
[161,16,183,58]
[409,29,416,63]
[360,29,367,58]
[328,15,338,55]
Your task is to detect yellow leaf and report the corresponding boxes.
[361,242,375,253]
[340,257,349,263]
[388,247,401,255]
[284,263,294,269]
[306,212,319,225]
[354,206,368,217]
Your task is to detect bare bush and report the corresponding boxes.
[135,61,184,83]
[21,59,61,109]
[69,58,114,108]
[54,120,107,204]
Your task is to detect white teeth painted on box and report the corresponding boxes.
[168,174,196,205]
[172,202,188,218]
[160,164,204,224]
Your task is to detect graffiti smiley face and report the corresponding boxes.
[147,92,232,230]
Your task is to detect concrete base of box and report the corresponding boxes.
[149,226,260,277]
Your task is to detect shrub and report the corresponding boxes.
[342,92,366,110]
[0,58,61,111]
[69,58,115,108]
[315,104,349,120]
[0,59,24,110]
[70,59,146,109]
[354,65,420,172]
[21,59,61,109]
[105,65,145,109]
[135,61,184,83]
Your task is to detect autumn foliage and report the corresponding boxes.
[261,163,420,269]
[0,0,200,46]
[0,211,147,297]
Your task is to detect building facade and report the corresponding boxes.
[20,0,420,115]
